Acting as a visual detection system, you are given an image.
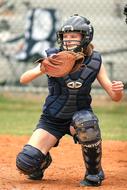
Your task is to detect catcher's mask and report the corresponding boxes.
[57,14,94,52]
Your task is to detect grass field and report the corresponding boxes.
[0,93,127,140]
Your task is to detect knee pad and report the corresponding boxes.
[72,110,101,146]
[16,144,52,175]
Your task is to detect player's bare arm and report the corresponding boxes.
[97,63,124,101]
[20,63,45,84]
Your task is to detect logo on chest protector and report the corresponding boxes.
[67,81,82,89]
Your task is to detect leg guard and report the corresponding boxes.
[80,142,105,186]
[16,144,52,180]
[72,110,104,186]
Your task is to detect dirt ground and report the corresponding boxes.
[0,135,127,190]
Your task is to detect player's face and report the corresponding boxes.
[63,32,82,51]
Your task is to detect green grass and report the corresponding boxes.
[0,95,43,135]
[94,104,127,140]
[0,94,127,140]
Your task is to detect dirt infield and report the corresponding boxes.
[0,135,127,190]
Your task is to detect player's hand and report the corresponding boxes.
[112,81,124,93]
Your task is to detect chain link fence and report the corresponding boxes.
[0,0,127,89]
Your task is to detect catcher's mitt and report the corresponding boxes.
[37,51,85,77]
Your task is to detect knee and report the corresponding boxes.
[16,144,52,175]
[72,110,101,146]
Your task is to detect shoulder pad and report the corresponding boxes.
[85,51,102,71]
[92,51,102,62]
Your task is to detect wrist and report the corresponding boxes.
[40,64,46,74]
[112,91,124,101]
[34,63,45,75]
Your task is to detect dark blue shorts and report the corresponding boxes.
[35,114,72,140]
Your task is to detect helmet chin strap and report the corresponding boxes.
[65,42,69,51]
[73,46,84,53]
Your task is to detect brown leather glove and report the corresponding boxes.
[36,51,85,77]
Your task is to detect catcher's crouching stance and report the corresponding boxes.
[16,14,124,187]
[16,110,104,186]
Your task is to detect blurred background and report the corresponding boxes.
[0,0,127,91]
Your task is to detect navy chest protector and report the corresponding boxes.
[43,48,102,119]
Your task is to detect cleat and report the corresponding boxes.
[80,170,105,187]
[80,178,102,187]
[98,169,105,180]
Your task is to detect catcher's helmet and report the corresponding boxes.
[57,14,94,52]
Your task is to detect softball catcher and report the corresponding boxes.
[16,14,124,187]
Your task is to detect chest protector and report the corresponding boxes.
[43,48,102,119]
